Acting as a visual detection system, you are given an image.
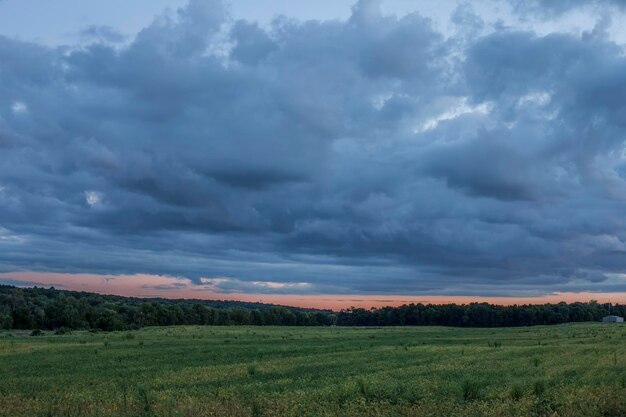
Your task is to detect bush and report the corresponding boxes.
[136,384,155,416]
[461,379,482,402]
[54,327,72,335]
[251,398,262,417]
[510,383,525,401]
[356,378,367,397]
[30,329,43,336]
[533,380,546,397]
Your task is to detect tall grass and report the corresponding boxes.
[1,323,625,417]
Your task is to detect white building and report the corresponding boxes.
[602,315,624,323]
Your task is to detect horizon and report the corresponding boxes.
[2,0,626,308]
[3,272,626,311]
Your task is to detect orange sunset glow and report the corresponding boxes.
[3,272,625,311]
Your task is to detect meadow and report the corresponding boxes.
[1,323,626,417]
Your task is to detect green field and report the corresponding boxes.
[1,324,626,417]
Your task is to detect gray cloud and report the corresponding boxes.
[1,0,626,297]
[0,278,65,288]
[79,26,127,43]
[510,0,625,17]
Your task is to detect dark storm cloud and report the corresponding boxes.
[1,0,626,296]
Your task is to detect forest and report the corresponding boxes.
[0,285,621,331]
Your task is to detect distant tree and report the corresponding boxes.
[96,309,123,331]
[228,308,248,325]
[12,306,36,329]
[250,309,265,325]
[0,305,13,329]
[3,284,617,331]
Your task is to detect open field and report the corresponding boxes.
[1,324,626,417]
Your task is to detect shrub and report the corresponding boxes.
[510,383,525,401]
[251,399,262,417]
[30,329,43,336]
[136,384,155,416]
[54,327,72,335]
[119,379,130,412]
[533,380,546,397]
[461,379,481,402]
[356,378,367,397]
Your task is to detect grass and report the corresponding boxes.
[1,323,626,416]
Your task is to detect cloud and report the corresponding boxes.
[79,26,127,43]
[0,278,64,288]
[509,0,625,17]
[0,0,626,297]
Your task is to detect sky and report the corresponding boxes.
[2,0,626,309]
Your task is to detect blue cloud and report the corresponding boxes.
[1,0,626,296]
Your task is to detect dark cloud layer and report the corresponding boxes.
[1,0,626,296]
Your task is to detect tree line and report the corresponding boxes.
[0,285,622,331]
[336,302,623,327]
[0,285,335,331]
